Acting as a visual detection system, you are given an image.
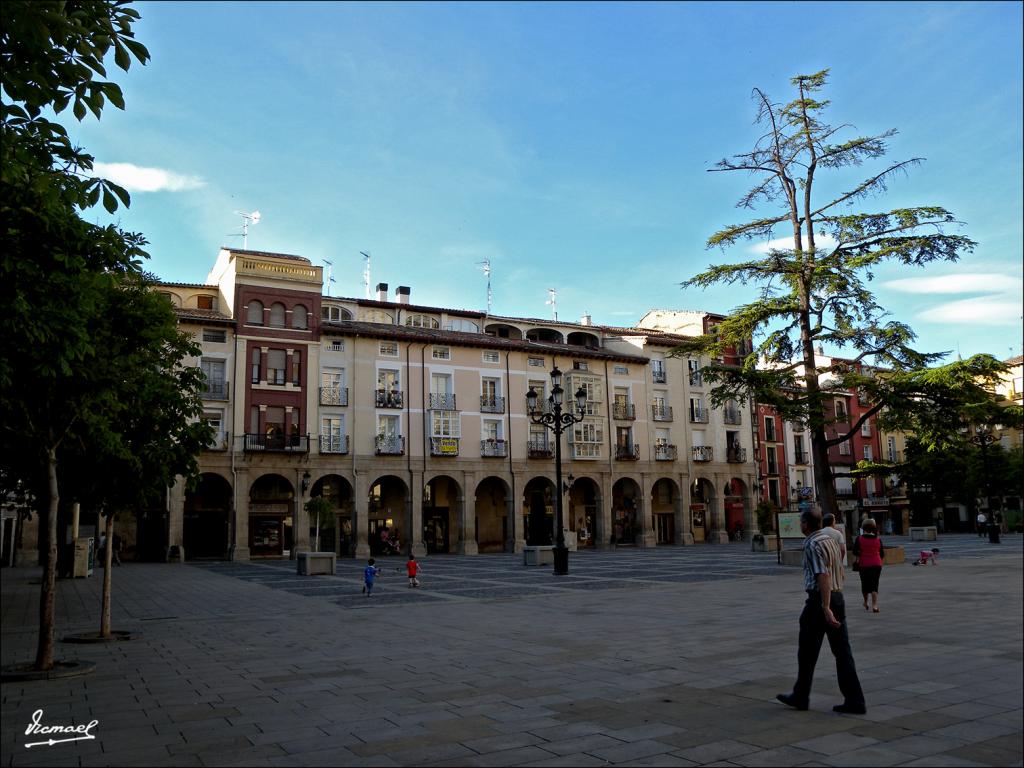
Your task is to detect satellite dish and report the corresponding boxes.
[251,211,261,224]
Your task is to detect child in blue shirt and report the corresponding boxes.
[363,558,381,596]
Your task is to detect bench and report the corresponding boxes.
[297,552,337,575]
[909,526,937,541]
[523,545,554,566]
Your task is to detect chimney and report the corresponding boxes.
[376,282,388,302]
[580,312,592,326]
[396,286,411,305]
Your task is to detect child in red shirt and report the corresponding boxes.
[406,555,421,588]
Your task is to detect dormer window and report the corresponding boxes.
[406,314,440,329]
[292,304,308,330]
[197,294,217,310]
[269,302,286,327]
[246,300,264,325]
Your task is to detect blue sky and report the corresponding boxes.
[72,1,1022,361]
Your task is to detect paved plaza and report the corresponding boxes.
[1,535,1021,767]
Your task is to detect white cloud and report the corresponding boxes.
[918,297,1022,325]
[882,273,1020,294]
[748,234,839,255]
[92,162,205,193]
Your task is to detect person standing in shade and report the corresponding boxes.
[977,510,987,537]
[777,510,867,715]
[852,518,884,612]
[822,513,847,565]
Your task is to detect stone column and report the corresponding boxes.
[409,471,426,557]
[354,471,371,559]
[293,468,310,556]
[710,472,730,543]
[167,476,186,560]
[230,469,251,561]
[640,474,657,547]
[679,476,695,545]
[598,473,614,549]
[457,481,478,555]
[508,495,524,554]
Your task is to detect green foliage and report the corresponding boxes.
[755,500,778,533]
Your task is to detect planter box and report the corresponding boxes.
[751,534,778,552]
[909,526,937,541]
[848,545,905,567]
[297,552,337,575]
[523,546,554,566]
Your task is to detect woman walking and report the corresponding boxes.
[852,518,885,613]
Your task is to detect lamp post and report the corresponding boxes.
[970,426,1000,544]
[527,366,587,575]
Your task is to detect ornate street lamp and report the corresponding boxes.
[970,426,1000,544]
[526,366,587,575]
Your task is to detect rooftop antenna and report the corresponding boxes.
[322,259,335,296]
[477,259,493,314]
[360,251,371,299]
[235,210,261,249]
[546,287,558,321]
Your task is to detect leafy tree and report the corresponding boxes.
[0,0,150,671]
[675,69,983,520]
[305,496,335,553]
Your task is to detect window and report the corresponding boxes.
[482,377,499,399]
[482,419,502,441]
[378,415,399,437]
[431,410,460,437]
[292,304,308,329]
[246,300,264,325]
[432,346,451,360]
[887,436,897,462]
[265,406,285,436]
[690,397,706,422]
[250,348,261,383]
[766,445,778,475]
[863,445,873,461]
[328,339,344,352]
[267,349,286,385]
[834,399,848,420]
[613,365,628,375]
[446,318,480,333]
[835,476,853,495]
[767,478,781,506]
[651,359,666,382]
[406,314,440,329]
[200,358,225,383]
[572,360,589,371]
[291,351,301,385]
[688,359,703,385]
[482,350,500,364]
[322,305,352,322]
[571,376,602,416]
[571,420,603,457]
[203,329,226,343]
[197,295,216,310]
[838,440,851,456]
[268,303,286,327]
[764,416,777,442]
[861,421,872,437]
[379,341,398,357]
[528,357,545,367]
[431,373,453,395]
[321,368,344,393]
[321,416,344,452]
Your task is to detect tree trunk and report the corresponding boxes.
[34,445,59,671]
[100,510,113,638]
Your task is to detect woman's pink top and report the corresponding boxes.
[856,535,883,568]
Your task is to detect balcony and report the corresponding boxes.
[612,403,636,420]
[200,380,229,400]
[793,450,809,464]
[243,433,309,453]
[375,435,404,455]
[430,437,460,456]
[206,431,230,451]
[615,443,640,461]
[319,386,349,406]
[429,393,457,410]
[480,395,505,414]
[375,389,403,408]
[527,439,553,459]
[727,447,747,463]
[319,434,349,454]
[655,444,677,461]
[652,368,667,383]
[689,408,709,424]
[723,408,742,425]
[480,439,508,458]
[692,446,713,462]
[689,372,704,387]
[651,404,673,422]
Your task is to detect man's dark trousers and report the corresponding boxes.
[793,591,865,706]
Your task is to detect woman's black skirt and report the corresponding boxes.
[858,566,882,595]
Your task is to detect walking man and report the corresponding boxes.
[777,509,867,714]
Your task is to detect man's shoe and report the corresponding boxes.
[776,693,808,711]
[833,702,867,714]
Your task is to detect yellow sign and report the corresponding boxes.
[437,438,459,455]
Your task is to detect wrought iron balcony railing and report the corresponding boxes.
[375,389,403,408]
[244,433,309,453]
[375,435,404,455]
[651,405,673,422]
[689,372,704,387]
[429,393,457,410]
[200,380,229,400]
[727,447,747,463]
[480,439,508,457]
[689,408,709,424]
[319,386,349,406]
[319,435,349,454]
[793,450,809,464]
[480,395,505,414]
[612,403,636,420]
[723,409,742,425]
[655,444,677,461]
[430,437,460,456]
[652,368,667,383]
[527,439,553,459]
[615,443,640,460]
[692,445,713,462]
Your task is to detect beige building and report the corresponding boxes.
[156,248,759,561]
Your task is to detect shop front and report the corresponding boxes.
[690,504,707,543]
[249,504,292,557]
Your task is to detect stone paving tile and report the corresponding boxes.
[534,732,625,756]
[926,719,1021,744]
[728,745,826,766]
[670,739,763,764]
[817,744,921,766]
[615,754,702,766]
[519,753,611,767]
[462,745,561,766]
[897,756,988,767]
[587,738,679,763]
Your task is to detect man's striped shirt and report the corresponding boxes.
[803,528,844,592]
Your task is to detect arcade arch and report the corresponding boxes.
[368,475,407,556]
[474,476,510,553]
[310,474,354,556]
[424,475,463,554]
[183,473,231,560]
[249,474,295,557]
[690,477,716,543]
[522,476,556,546]
[612,477,642,545]
[652,478,680,545]
[566,476,601,548]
